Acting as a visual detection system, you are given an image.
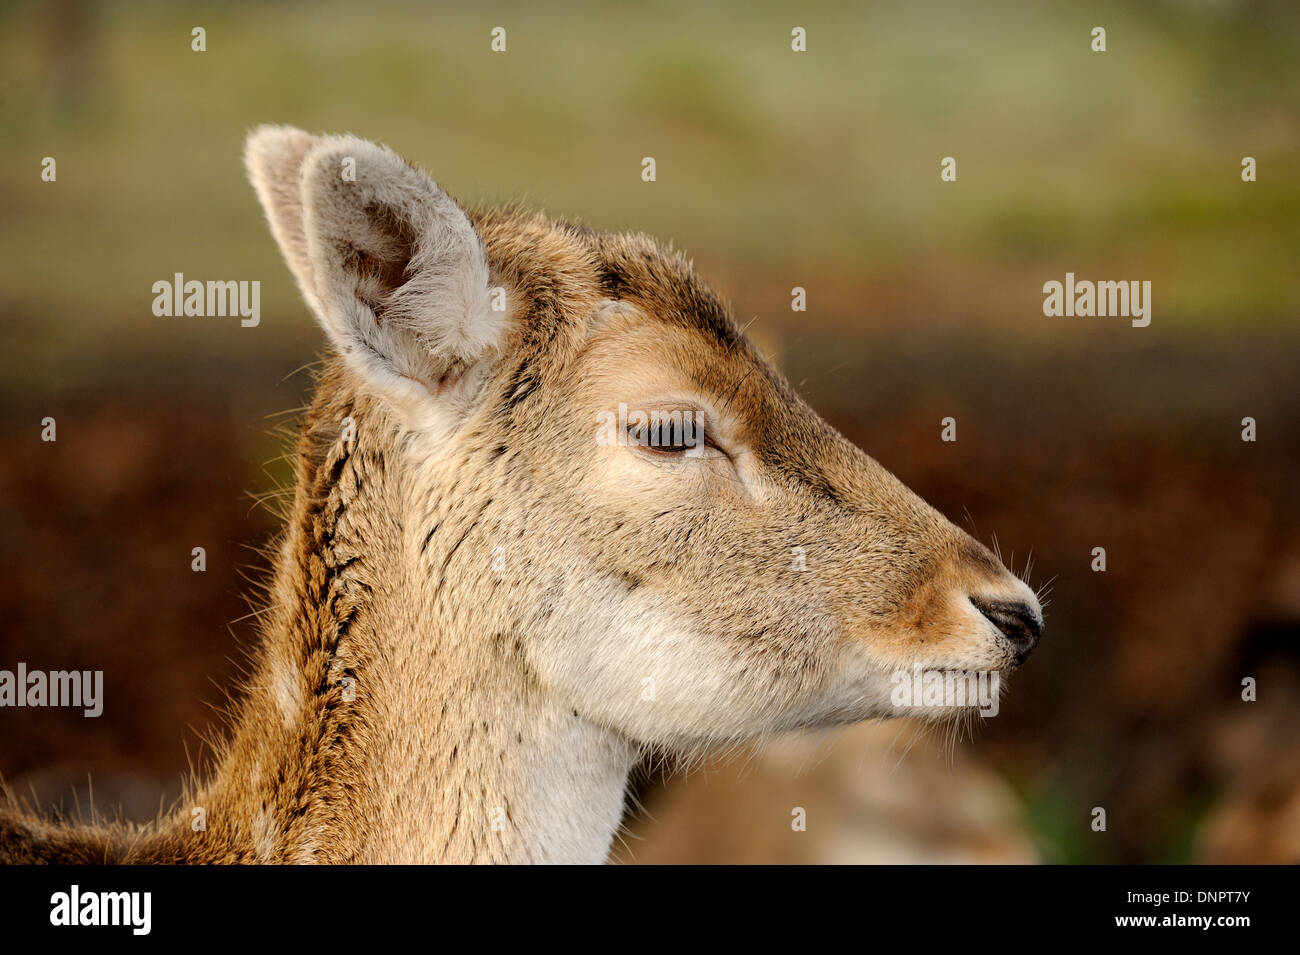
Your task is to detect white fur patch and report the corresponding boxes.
[532,576,841,747]
[268,657,303,731]
[252,806,277,863]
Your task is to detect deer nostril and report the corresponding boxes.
[970,596,1042,663]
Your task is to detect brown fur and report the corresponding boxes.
[0,129,1041,864]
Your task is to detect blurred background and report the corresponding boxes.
[2,0,1298,863]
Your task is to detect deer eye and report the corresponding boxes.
[641,439,694,456]
[624,410,719,458]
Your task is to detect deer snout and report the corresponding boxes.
[970,594,1043,665]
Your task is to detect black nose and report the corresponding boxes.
[970,597,1042,663]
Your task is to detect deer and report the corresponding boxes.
[0,126,1042,864]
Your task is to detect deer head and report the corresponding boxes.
[244,125,1041,758]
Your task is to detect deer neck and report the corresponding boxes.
[174,394,635,864]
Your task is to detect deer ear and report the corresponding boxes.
[244,125,503,410]
[244,125,324,315]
